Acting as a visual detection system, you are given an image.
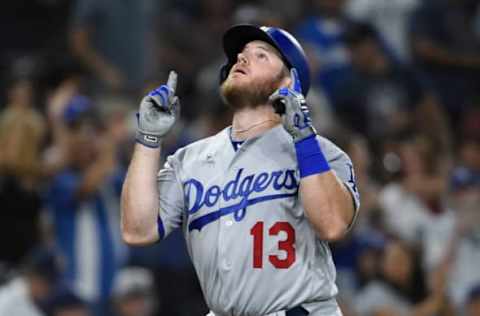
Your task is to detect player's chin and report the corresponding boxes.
[221,80,247,108]
[225,73,249,86]
[221,77,247,95]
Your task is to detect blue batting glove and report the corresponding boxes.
[269,68,316,142]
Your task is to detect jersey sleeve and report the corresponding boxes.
[319,137,361,229]
[156,154,185,240]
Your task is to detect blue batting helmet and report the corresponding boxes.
[220,24,311,96]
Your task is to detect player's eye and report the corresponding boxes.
[256,52,268,60]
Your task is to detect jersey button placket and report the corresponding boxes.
[217,167,230,273]
[220,216,233,272]
[218,165,240,273]
[223,259,232,270]
[223,221,233,270]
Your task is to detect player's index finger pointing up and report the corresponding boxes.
[167,70,178,92]
[289,68,302,94]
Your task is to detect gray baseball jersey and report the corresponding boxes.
[156,125,360,316]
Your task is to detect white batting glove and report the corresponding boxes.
[269,68,316,143]
[136,70,180,148]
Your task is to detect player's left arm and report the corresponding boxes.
[270,69,359,241]
[297,150,359,241]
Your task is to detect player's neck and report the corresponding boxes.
[231,104,281,141]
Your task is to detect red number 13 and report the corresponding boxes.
[250,221,296,269]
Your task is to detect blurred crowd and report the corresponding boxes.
[0,0,480,315]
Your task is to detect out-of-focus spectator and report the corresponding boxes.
[355,238,453,316]
[334,22,443,139]
[0,76,45,178]
[467,285,480,316]
[45,96,128,314]
[410,0,480,125]
[42,58,86,178]
[459,105,480,139]
[354,235,385,289]
[446,181,480,308]
[379,133,456,269]
[69,0,157,95]
[94,95,136,165]
[335,234,385,316]
[341,133,381,231]
[0,72,46,266]
[48,289,91,316]
[331,232,385,313]
[451,135,480,192]
[111,267,155,316]
[346,0,420,62]
[295,0,353,100]
[156,0,234,120]
[0,248,61,316]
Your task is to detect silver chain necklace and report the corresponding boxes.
[231,119,276,134]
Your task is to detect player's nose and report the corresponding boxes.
[236,52,248,65]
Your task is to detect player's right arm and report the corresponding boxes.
[121,144,162,245]
[270,69,359,241]
[121,71,180,246]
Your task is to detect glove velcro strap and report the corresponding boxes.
[295,135,330,178]
[136,131,162,148]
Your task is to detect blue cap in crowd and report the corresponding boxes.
[450,167,480,192]
[63,95,95,126]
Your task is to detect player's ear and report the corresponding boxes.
[289,68,302,94]
[278,66,291,88]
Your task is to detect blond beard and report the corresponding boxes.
[220,70,286,110]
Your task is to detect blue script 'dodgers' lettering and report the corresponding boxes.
[253,172,269,192]
[184,178,203,214]
[222,169,243,201]
[184,168,298,216]
[205,185,221,207]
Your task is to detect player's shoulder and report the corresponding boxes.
[315,134,351,163]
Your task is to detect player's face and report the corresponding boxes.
[221,40,289,109]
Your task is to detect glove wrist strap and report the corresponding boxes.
[135,130,162,148]
[295,135,330,178]
[293,126,316,142]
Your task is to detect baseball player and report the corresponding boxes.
[121,25,360,316]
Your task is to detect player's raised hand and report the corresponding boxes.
[269,68,316,142]
[136,70,181,148]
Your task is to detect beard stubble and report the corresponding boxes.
[220,69,287,110]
